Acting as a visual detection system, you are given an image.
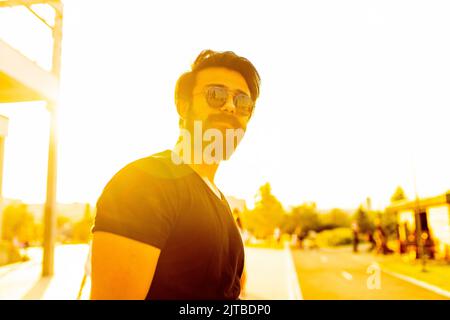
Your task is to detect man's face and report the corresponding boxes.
[182,67,253,161]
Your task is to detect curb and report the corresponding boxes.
[382,268,450,299]
[284,243,303,300]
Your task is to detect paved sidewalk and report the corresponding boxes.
[241,243,302,300]
[0,244,89,300]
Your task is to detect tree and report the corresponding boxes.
[320,208,351,229]
[73,203,94,243]
[242,183,286,238]
[285,202,320,236]
[57,215,73,243]
[380,209,398,239]
[1,203,38,244]
[353,205,374,234]
[390,186,407,203]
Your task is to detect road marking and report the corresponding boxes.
[320,255,328,263]
[382,269,450,299]
[341,271,353,281]
[284,242,303,300]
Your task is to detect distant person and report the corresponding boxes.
[351,221,359,253]
[274,227,281,244]
[233,208,249,244]
[90,50,260,300]
[373,221,393,255]
[294,226,303,249]
[367,231,376,252]
[12,236,20,249]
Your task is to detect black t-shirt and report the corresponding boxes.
[92,149,245,300]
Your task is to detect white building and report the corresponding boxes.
[387,192,450,260]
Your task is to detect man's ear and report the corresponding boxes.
[176,97,190,120]
[175,72,193,119]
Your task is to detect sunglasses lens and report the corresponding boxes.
[234,94,254,116]
[205,86,228,108]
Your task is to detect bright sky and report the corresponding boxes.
[0,0,449,210]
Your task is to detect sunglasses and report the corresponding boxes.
[199,85,255,117]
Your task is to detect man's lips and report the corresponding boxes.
[206,114,243,130]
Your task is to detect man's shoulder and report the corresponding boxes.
[99,150,192,199]
[117,149,193,181]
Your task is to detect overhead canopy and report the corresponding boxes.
[387,192,450,212]
[0,38,58,103]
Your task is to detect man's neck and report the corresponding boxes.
[172,142,220,182]
[189,162,219,182]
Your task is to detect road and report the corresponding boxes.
[291,247,448,300]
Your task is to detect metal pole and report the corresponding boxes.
[412,164,426,272]
[42,2,63,277]
[0,116,9,241]
[0,137,5,240]
[414,199,427,272]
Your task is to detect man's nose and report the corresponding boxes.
[219,97,237,115]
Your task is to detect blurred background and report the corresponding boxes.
[0,0,449,300]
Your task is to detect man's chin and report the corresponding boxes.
[204,144,239,163]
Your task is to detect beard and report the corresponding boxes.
[182,112,246,162]
[203,113,245,131]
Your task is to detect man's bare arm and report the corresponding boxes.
[90,231,161,300]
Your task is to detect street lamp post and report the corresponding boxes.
[412,158,427,272]
[0,116,9,241]
[42,1,63,277]
[414,197,427,272]
[0,0,63,276]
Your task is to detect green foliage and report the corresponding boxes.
[72,203,94,243]
[57,215,73,243]
[57,215,71,229]
[242,183,286,239]
[380,210,398,239]
[282,206,351,236]
[316,228,353,247]
[1,203,39,244]
[285,203,320,236]
[320,208,351,229]
[1,202,95,245]
[0,240,27,266]
[353,205,374,234]
[391,186,407,203]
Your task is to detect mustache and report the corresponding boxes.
[205,113,244,130]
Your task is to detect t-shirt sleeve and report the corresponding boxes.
[92,160,179,249]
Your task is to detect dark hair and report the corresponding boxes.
[175,50,261,112]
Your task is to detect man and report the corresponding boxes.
[90,50,260,300]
